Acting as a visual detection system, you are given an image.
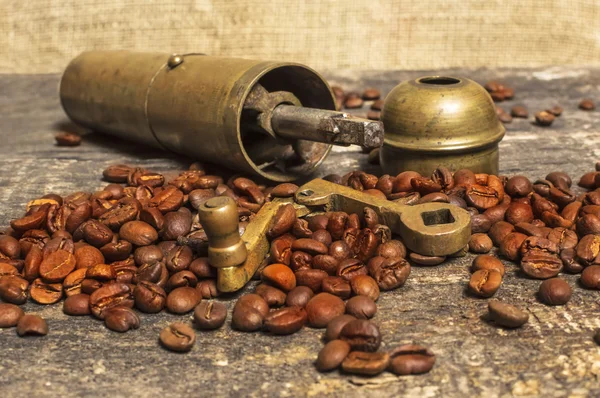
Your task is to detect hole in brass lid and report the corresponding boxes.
[421,208,455,226]
[418,76,461,85]
[299,189,314,197]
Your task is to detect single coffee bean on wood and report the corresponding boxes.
[104,307,140,332]
[16,314,48,337]
[159,323,196,352]
[325,314,357,341]
[471,255,505,276]
[487,300,529,328]
[538,278,572,305]
[263,306,307,335]
[468,270,502,298]
[0,303,24,328]
[193,301,227,330]
[63,293,91,316]
[388,345,436,375]
[345,295,377,319]
[305,293,346,328]
[580,265,600,289]
[316,339,352,372]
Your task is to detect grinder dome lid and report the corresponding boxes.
[382,76,505,153]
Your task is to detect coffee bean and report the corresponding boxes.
[466,185,500,210]
[311,230,332,247]
[499,232,527,261]
[377,240,406,259]
[488,222,514,247]
[325,314,357,341]
[74,245,105,269]
[104,307,140,332]
[327,212,348,240]
[232,294,269,332]
[23,246,42,281]
[468,269,502,297]
[39,249,76,283]
[261,263,296,292]
[161,209,193,240]
[487,300,528,328]
[316,339,351,372]
[576,234,600,266]
[307,214,329,232]
[267,204,296,239]
[305,292,345,328]
[339,319,381,351]
[119,221,158,246]
[0,303,24,328]
[350,275,380,301]
[284,286,313,308]
[344,96,363,109]
[166,286,201,314]
[469,233,493,254]
[292,219,312,239]
[255,284,286,307]
[292,238,328,255]
[388,345,435,375]
[538,278,571,305]
[165,246,193,273]
[16,314,48,337]
[341,351,390,376]
[510,106,528,118]
[89,282,134,319]
[193,301,227,330]
[295,268,328,293]
[85,264,116,282]
[103,164,134,183]
[321,276,352,299]
[560,248,584,274]
[546,105,563,116]
[355,229,378,262]
[196,279,219,299]
[63,293,91,316]
[0,276,29,304]
[535,111,555,126]
[520,237,562,279]
[30,278,63,304]
[362,88,380,100]
[160,322,196,352]
[471,255,505,276]
[188,257,216,279]
[269,234,294,266]
[367,256,410,291]
[547,228,578,251]
[580,265,600,289]
[0,235,20,259]
[289,251,313,272]
[264,306,307,335]
[329,241,351,260]
[133,281,166,313]
[579,98,595,111]
[337,258,368,281]
[409,252,446,266]
[345,295,377,319]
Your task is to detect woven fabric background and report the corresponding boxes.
[1,0,599,74]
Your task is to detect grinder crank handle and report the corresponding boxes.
[294,179,471,256]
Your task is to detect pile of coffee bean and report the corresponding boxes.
[2,160,600,377]
[331,86,383,121]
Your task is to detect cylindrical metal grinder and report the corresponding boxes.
[197,197,247,269]
[59,51,384,181]
[380,76,505,175]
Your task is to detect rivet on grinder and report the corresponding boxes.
[167,54,184,69]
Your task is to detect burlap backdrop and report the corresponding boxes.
[2,0,599,74]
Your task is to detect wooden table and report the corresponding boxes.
[1,68,599,397]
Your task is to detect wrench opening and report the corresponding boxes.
[421,209,455,226]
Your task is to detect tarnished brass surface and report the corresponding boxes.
[380,76,505,176]
[295,179,471,257]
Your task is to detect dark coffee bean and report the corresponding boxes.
[289,251,312,272]
[326,212,348,240]
[165,246,193,273]
[466,185,500,210]
[89,282,134,319]
[0,235,20,259]
[133,245,164,267]
[16,314,48,337]
[341,351,389,376]
[30,278,63,304]
[119,221,158,246]
[267,204,296,239]
[0,276,29,304]
[487,300,529,328]
[161,209,193,241]
[139,207,165,231]
[505,203,534,225]
[104,307,140,332]
[0,262,19,277]
[367,256,410,291]
[520,237,562,279]
[376,240,406,259]
[354,229,378,262]
[388,345,436,375]
[291,218,312,239]
[269,234,294,266]
[533,179,554,197]
[270,183,299,198]
[11,209,47,233]
[189,257,216,279]
[329,241,351,260]
[148,186,184,213]
[311,230,332,247]
[499,232,527,261]
[510,106,528,118]
[506,175,533,197]
[23,245,42,281]
[261,263,296,292]
[337,258,368,281]
[470,214,492,234]
[196,279,219,299]
[133,281,166,313]
[324,314,356,342]
[581,265,600,289]
[80,279,104,295]
[576,214,600,236]
[391,171,419,193]
[160,323,196,352]
[305,292,345,328]
[74,245,105,269]
[264,306,307,335]
[255,284,286,307]
[166,286,201,314]
[193,301,227,330]
[514,222,547,238]
[579,98,595,110]
[469,233,493,253]
[578,172,599,189]
[560,248,584,274]
[295,268,328,293]
[345,295,377,319]
[535,111,555,126]
[232,294,268,332]
[316,339,351,372]
[285,286,314,308]
[350,275,380,301]
[468,269,502,297]
[62,268,87,296]
[576,235,600,266]
[547,228,578,251]
[63,293,91,316]
[471,255,505,276]
[166,270,198,291]
[292,238,328,255]
[39,249,76,282]
[307,214,329,232]
[103,164,134,183]
[310,255,337,276]
[321,276,352,299]
[409,252,445,266]
[339,319,381,352]
[538,278,571,305]
[0,303,24,328]
[133,261,163,285]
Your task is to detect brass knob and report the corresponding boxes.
[198,197,247,269]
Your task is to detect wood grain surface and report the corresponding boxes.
[0,68,599,397]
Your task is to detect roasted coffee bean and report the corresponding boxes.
[193,301,227,330]
[160,323,196,352]
[468,269,502,298]
[261,263,296,292]
[510,105,528,118]
[469,233,493,253]
[538,278,571,305]
[271,183,299,197]
[165,246,193,273]
[133,260,162,285]
[499,232,527,261]
[0,276,29,304]
[133,281,166,313]
[295,268,328,293]
[392,171,420,193]
[309,255,336,276]
[466,184,500,210]
[337,258,368,281]
[505,203,534,225]
[549,187,576,209]
[470,214,493,234]
[367,256,410,291]
[547,228,578,250]
[133,245,164,267]
[0,262,19,278]
[362,88,380,100]
[63,293,91,316]
[489,221,515,246]
[576,234,600,266]
[0,235,20,259]
[30,278,63,304]
[471,255,505,276]
[232,294,268,332]
[431,166,454,191]
[80,278,104,295]
[74,244,105,269]
[103,164,133,183]
[388,345,436,375]
[341,351,389,376]
[345,295,377,319]
[535,111,555,126]
[291,238,328,256]
[0,303,24,328]
[166,286,201,314]
[264,306,307,335]
[316,339,351,372]
[520,237,562,279]
[409,252,445,266]
[576,214,600,236]
[545,105,563,116]
[328,241,351,261]
[578,172,599,189]
[166,270,198,291]
[291,218,312,239]
[410,177,442,195]
[327,212,348,240]
[139,207,165,231]
[100,239,132,263]
[267,204,296,239]
[362,207,379,230]
[148,186,184,213]
[89,282,134,319]
[11,209,47,233]
[86,264,116,281]
[161,209,193,241]
[196,279,219,299]
[311,230,332,247]
[289,251,312,272]
[16,314,48,337]
[339,319,381,352]
[355,229,378,262]
[487,300,529,328]
[119,221,158,246]
[505,176,532,197]
[307,214,329,232]
[532,180,553,197]
[325,314,357,341]
[188,257,216,279]
[255,284,286,307]
[305,292,345,328]
[579,98,596,110]
[514,222,547,238]
[63,268,87,296]
[560,248,584,274]
[285,286,314,308]
[321,276,352,299]
[341,227,359,249]
[580,265,600,289]
[350,275,380,301]
[23,245,42,281]
[376,240,406,259]
[391,191,421,205]
[39,249,76,282]
[104,307,140,333]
